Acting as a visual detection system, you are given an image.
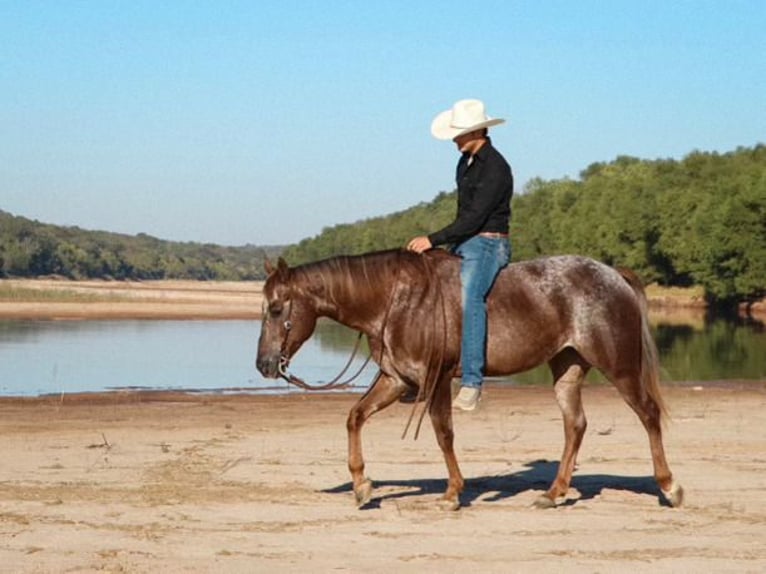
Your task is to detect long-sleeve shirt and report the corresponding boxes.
[428,138,513,247]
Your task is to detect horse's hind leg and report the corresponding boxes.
[346,371,408,507]
[535,348,589,509]
[428,371,465,510]
[611,375,684,507]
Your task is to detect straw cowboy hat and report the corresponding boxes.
[430,99,505,140]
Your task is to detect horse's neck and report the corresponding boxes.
[296,258,392,332]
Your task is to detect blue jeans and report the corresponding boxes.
[454,235,511,388]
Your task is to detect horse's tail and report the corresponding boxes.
[616,267,668,421]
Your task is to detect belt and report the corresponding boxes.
[478,232,509,239]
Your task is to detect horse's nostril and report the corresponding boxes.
[255,357,267,374]
[256,356,279,378]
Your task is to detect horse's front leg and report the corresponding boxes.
[346,371,407,507]
[428,371,465,510]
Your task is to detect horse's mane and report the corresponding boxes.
[290,249,455,303]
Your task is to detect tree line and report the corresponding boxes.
[284,144,765,305]
[3,144,764,303]
[0,211,281,281]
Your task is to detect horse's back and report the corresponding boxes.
[481,255,642,375]
[494,255,636,309]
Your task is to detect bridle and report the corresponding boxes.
[274,299,372,391]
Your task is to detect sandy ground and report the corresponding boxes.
[1,384,765,573]
[0,279,265,320]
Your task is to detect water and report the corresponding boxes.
[0,316,764,397]
[512,316,766,385]
[0,320,372,397]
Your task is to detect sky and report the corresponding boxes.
[1,1,764,247]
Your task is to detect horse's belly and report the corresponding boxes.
[484,325,563,376]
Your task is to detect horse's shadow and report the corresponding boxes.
[322,459,666,509]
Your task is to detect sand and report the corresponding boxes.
[0,279,265,320]
[1,384,765,573]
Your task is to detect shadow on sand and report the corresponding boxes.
[322,459,666,509]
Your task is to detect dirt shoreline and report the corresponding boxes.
[1,384,765,572]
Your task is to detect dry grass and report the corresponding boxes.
[0,283,132,303]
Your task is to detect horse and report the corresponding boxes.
[256,249,683,511]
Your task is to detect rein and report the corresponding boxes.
[401,254,449,440]
[278,331,372,391]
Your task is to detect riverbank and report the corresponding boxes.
[0,279,264,320]
[0,384,764,572]
[1,278,764,321]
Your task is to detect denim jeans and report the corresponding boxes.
[454,235,511,388]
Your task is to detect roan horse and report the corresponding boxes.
[256,249,684,510]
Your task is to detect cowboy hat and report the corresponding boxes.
[430,99,505,140]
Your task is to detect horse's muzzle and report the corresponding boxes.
[256,354,281,379]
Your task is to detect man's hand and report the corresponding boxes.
[407,236,432,254]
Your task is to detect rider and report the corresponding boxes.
[407,99,513,411]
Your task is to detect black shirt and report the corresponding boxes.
[428,138,513,247]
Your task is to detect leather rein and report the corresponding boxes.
[278,329,371,391]
[273,292,372,391]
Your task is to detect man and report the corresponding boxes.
[407,99,513,411]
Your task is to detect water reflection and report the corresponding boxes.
[510,312,765,385]
[654,315,765,381]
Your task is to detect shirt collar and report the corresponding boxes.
[462,137,493,164]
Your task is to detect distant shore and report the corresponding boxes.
[0,278,763,321]
[0,279,265,320]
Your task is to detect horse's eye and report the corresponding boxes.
[269,304,283,316]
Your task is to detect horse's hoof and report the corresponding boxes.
[354,479,373,507]
[436,496,460,511]
[662,481,684,508]
[532,494,557,509]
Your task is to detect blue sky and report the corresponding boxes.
[1,1,764,246]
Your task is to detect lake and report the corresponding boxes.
[0,315,764,397]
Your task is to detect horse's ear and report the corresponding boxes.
[276,257,291,279]
[264,257,275,275]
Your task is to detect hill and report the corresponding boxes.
[0,210,282,281]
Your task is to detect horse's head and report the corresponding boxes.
[256,257,318,379]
